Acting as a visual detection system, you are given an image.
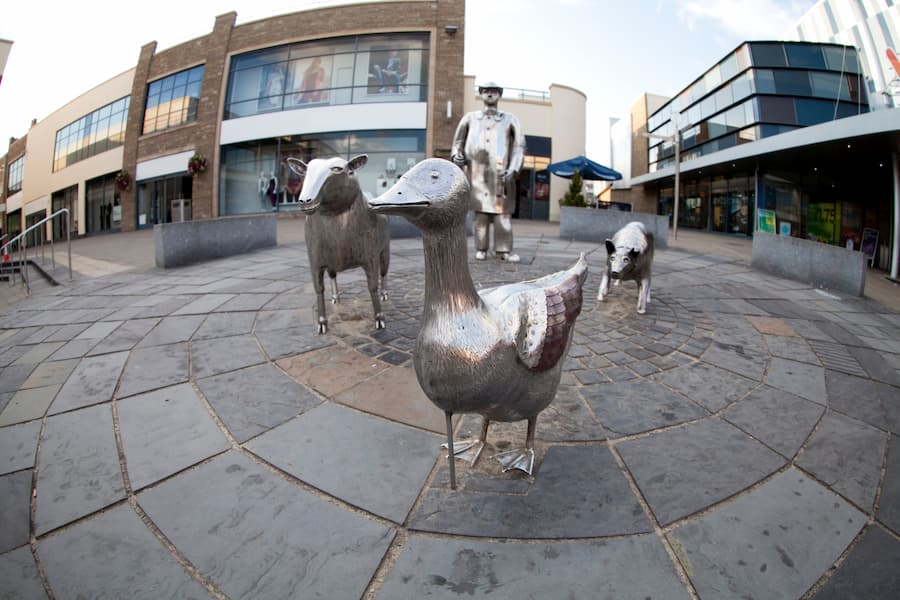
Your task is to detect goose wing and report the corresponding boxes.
[481,254,588,371]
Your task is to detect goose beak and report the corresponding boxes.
[369,176,429,215]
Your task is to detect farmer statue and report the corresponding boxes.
[451,81,526,262]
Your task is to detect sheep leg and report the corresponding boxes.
[597,270,610,301]
[365,264,385,330]
[637,278,650,314]
[313,266,328,334]
[330,274,340,304]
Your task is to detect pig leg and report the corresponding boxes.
[313,266,329,334]
[365,263,385,330]
[597,269,611,301]
[637,278,650,314]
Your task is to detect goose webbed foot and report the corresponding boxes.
[441,439,484,464]
[495,448,535,475]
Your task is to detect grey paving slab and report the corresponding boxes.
[669,468,866,600]
[617,417,785,525]
[0,545,46,600]
[765,357,827,404]
[46,338,101,361]
[49,351,129,414]
[0,363,36,393]
[0,385,61,426]
[191,334,266,379]
[879,435,900,533]
[211,293,276,313]
[192,311,256,340]
[814,525,900,599]
[651,361,758,412]
[85,318,159,355]
[581,379,707,437]
[253,309,309,332]
[75,321,122,341]
[171,293,235,315]
[0,419,42,474]
[409,445,652,538]
[248,402,440,522]
[702,340,768,381]
[797,411,887,511]
[135,315,205,348]
[12,342,65,366]
[34,404,125,535]
[254,327,333,361]
[0,470,32,553]
[118,383,229,490]
[825,370,900,433]
[20,359,78,390]
[138,451,393,600]
[847,345,900,386]
[722,385,824,458]
[118,343,190,398]
[196,363,321,443]
[378,533,691,600]
[38,503,211,600]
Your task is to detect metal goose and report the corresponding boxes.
[369,158,588,489]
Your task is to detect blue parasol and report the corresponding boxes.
[546,155,622,181]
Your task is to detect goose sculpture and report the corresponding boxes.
[368,158,588,489]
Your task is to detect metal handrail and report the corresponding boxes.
[1,208,72,295]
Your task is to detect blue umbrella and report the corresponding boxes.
[546,155,622,181]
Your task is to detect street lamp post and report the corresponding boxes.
[642,130,682,240]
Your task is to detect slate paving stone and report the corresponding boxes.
[254,327,332,361]
[49,351,128,415]
[47,338,101,361]
[878,435,900,533]
[826,371,900,434]
[652,360,758,413]
[722,385,824,458]
[118,343,190,398]
[74,321,122,341]
[0,545,46,600]
[118,383,229,490]
[669,468,866,600]
[248,402,440,522]
[34,404,125,535]
[192,312,256,340]
[138,451,393,600]
[19,359,78,390]
[332,365,445,433]
[765,357,827,404]
[797,411,887,511]
[212,293,275,313]
[847,345,900,387]
[0,385,61,426]
[253,309,309,332]
[522,385,606,442]
[814,525,900,599]
[581,379,706,437]
[171,293,234,316]
[85,318,159,355]
[135,315,205,348]
[0,470,32,553]
[702,339,768,381]
[408,445,651,538]
[618,417,785,525]
[38,503,211,600]
[191,334,266,379]
[764,334,820,365]
[197,363,321,443]
[277,346,389,398]
[378,533,691,600]
[0,419,42,474]
[12,342,64,366]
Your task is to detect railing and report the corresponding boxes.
[1,208,72,295]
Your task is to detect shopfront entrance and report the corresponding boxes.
[136,175,192,228]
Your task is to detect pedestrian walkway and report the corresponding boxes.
[1,217,898,599]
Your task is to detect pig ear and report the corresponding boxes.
[348,154,368,172]
[605,240,615,255]
[286,157,307,177]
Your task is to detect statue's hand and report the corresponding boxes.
[451,154,466,167]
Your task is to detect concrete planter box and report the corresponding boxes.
[154,214,277,268]
[751,231,866,296]
[559,207,669,248]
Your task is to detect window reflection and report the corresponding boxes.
[142,66,204,135]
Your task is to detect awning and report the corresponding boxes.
[547,155,622,181]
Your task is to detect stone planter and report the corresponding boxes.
[154,214,277,268]
[559,206,669,248]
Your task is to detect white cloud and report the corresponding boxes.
[676,0,814,39]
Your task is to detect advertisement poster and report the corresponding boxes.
[258,64,286,110]
[860,228,879,261]
[806,202,838,244]
[367,47,409,94]
[757,208,775,234]
[291,56,332,105]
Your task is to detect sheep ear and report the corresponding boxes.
[286,157,307,177]
[605,240,615,255]
[348,154,368,172]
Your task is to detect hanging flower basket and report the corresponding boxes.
[188,152,208,177]
[115,169,132,192]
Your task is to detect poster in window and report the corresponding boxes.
[258,64,286,110]
[367,47,409,95]
[291,56,332,105]
[860,228,879,261]
[757,208,776,234]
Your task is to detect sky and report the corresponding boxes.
[0,0,817,164]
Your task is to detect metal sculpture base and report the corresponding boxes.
[441,415,536,489]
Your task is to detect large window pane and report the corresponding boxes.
[750,43,787,67]
[810,72,843,99]
[757,96,796,124]
[53,96,131,171]
[786,44,826,69]
[774,70,811,96]
[142,65,204,135]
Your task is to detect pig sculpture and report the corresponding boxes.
[597,221,654,314]
[287,154,389,334]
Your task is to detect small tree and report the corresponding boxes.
[560,168,586,207]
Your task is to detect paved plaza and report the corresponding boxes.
[1,218,899,599]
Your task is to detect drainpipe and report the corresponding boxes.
[892,147,900,280]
